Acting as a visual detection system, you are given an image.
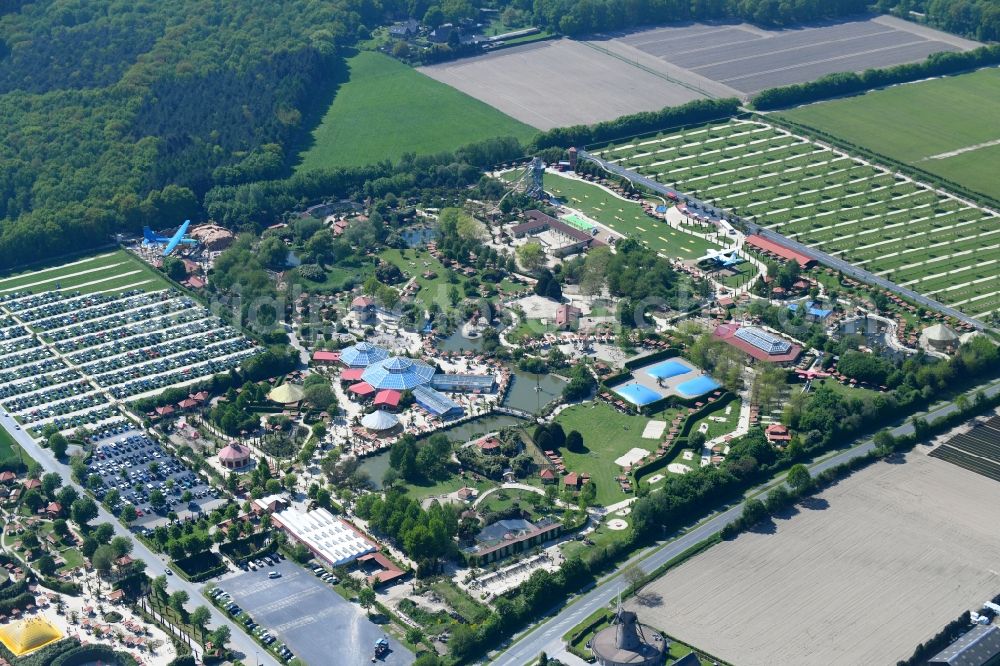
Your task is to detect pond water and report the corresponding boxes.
[402,225,438,247]
[435,323,506,353]
[504,368,566,414]
[285,250,302,267]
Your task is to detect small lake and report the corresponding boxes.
[435,323,505,353]
[503,368,566,414]
[402,225,437,247]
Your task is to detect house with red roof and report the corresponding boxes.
[765,424,793,445]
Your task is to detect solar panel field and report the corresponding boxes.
[930,415,1000,483]
[596,120,1000,320]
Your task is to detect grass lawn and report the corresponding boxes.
[430,580,490,623]
[553,402,681,506]
[777,68,1000,200]
[476,488,547,519]
[403,473,496,503]
[540,173,720,259]
[0,249,172,295]
[379,248,463,311]
[58,547,84,572]
[296,51,535,171]
[685,398,741,442]
[0,427,18,465]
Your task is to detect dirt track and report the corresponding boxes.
[629,451,1000,666]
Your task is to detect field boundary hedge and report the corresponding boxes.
[173,551,227,583]
[751,45,1000,111]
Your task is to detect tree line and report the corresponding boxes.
[752,43,1000,110]
[878,0,1000,41]
[530,0,868,37]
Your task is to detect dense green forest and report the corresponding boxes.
[0,0,374,268]
[1,0,996,269]
[878,0,1000,41]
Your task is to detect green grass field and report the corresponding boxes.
[528,172,722,259]
[554,402,681,506]
[0,249,172,296]
[296,52,535,171]
[0,427,19,465]
[777,69,1000,200]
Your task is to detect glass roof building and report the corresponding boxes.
[340,342,390,368]
[361,356,436,391]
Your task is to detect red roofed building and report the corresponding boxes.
[23,478,41,490]
[177,398,199,410]
[712,323,802,365]
[539,468,556,484]
[744,235,815,269]
[373,390,401,410]
[154,405,175,417]
[563,472,580,489]
[554,304,581,330]
[348,382,376,398]
[357,552,406,587]
[477,437,501,455]
[351,296,376,322]
[312,350,341,365]
[45,502,62,518]
[0,471,16,484]
[340,368,365,383]
[184,277,206,289]
[190,391,210,402]
[765,424,793,445]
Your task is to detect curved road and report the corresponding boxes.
[578,149,990,332]
[493,377,1000,665]
[0,412,280,666]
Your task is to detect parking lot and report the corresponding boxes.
[87,430,225,527]
[215,560,413,666]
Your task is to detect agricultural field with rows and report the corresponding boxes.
[597,120,1000,320]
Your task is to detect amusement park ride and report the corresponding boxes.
[142,220,198,256]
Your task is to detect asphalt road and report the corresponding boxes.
[578,149,990,331]
[493,378,1000,665]
[0,411,280,666]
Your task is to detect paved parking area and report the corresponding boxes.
[87,430,225,527]
[217,560,414,666]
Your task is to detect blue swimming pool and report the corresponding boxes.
[614,383,663,406]
[645,360,692,380]
[676,376,721,398]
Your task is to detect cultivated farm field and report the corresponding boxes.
[598,120,1000,320]
[778,68,1000,201]
[629,451,1000,666]
[297,52,535,170]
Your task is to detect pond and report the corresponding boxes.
[435,323,505,353]
[402,225,438,248]
[503,368,566,414]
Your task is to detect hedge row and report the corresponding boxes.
[751,45,1000,110]
[623,348,680,370]
[51,644,138,666]
[533,98,741,150]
